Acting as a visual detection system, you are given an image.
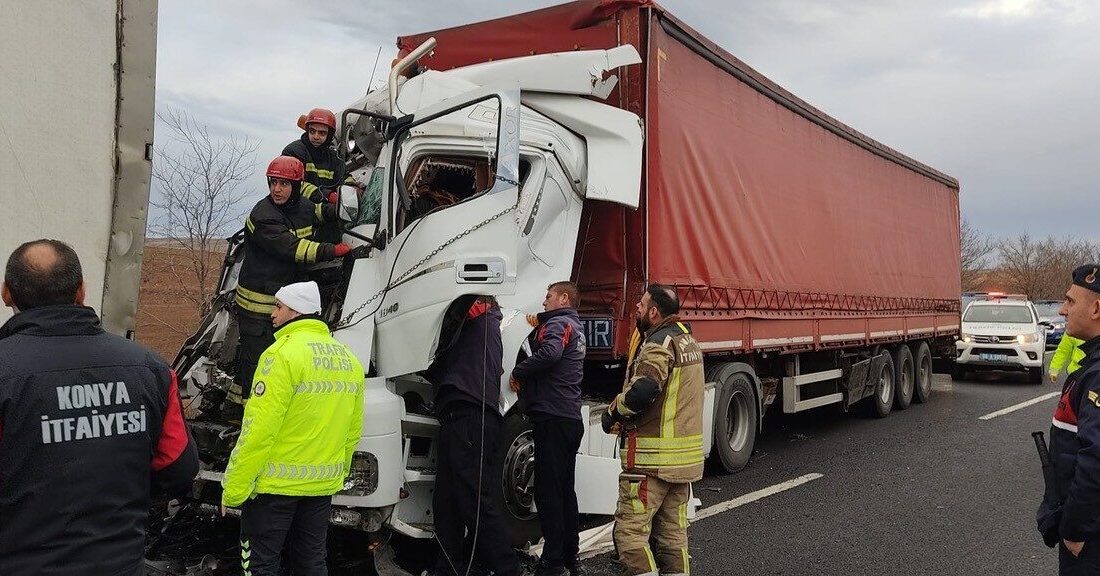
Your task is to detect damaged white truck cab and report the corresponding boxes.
[327,41,646,541]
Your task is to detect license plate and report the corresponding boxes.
[582,317,614,349]
[979,353,1008,362]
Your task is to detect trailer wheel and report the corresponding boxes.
[893,345,914,410]
[911,341,933,403]
[710,372,758,473]
[492,412,542,548]
[868,353,895,418]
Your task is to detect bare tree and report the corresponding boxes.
[998,233,1044,299]
[1034,237,1099,299]
[149,107,258,319]
[998,234,1100,300]
[960,218,997,292]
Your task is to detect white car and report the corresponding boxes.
[955,297,1045,383]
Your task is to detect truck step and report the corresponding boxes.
[401,413,439,436]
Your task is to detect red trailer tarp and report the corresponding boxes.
[400,1,961,357]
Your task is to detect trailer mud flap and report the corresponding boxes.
[845,359,869,406]
[845,353,888,405]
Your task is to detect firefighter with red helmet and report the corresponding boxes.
[227,155,353,413]
[282,108,359,243]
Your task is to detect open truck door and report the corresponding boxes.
[336,86,522,378]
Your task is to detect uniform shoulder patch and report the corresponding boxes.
[253,381,266,397]
[1089,390,1100,408]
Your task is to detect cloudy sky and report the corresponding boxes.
[156,0,1100,240]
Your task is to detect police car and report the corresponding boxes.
[954,294,1046,383]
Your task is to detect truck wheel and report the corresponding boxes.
[710,372,759,473]
[492,412,542,548]
[911,341,933,403]
[951,363,967,381]
[868,353,895,418]
[893,345,915,410]
[1028,367,1043,385]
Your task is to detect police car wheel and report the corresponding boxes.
[492,412,543,548]
[893,345,914,410]
[1028,367,1043,384]
[868,352,895,418]
[911,341,933,403]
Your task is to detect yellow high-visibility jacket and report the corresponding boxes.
[222,317,364,507]
[1050,334,1086,377]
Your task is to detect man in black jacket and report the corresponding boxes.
[1039,264,1100,575]
[428,296,524,576]
[230,155,352,411]
[0,239,199,576]
[512,281,586,576]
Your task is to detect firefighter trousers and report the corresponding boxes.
[613,473,691,576]
[239,494,331,576]
[232,309,275,403]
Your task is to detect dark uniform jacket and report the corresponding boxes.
[428,300,504,414]
[282,133,350,202]
[283,134,354,244]
[513,307,585,421]
[0,305,198,576]
[1039,335,1100,544]
[235,190,340,315]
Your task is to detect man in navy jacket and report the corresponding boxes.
[1039,264,1100,575]
[0,239,198,576]
[512,281,586,576]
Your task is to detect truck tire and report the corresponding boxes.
[1028,367,1043,385]
[492,412,542,548]
[911,341,933,404]
[893,345,915,410]
[951,363,967,381]
[709,371,759,473]
[868,352,895,418]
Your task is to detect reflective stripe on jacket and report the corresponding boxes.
[221,317,364,506]
[616,316,705,483]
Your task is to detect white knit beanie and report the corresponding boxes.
[274,281,322,314]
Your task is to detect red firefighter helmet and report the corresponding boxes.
[266,156,305,182]
[297,107,337,132]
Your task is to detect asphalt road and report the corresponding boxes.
[582,365,1066,576]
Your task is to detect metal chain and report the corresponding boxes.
[335,196,518,329]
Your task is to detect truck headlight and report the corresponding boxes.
[960,333,974,343]
[1017,332,1041,344]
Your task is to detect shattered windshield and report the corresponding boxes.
[356,166,384,227]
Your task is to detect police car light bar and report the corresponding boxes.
[984,292,1028,300]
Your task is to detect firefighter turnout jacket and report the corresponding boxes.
[283,134,354,202]
[1039,335,1100,544]
[0,305,198,576]
[221,317,365,507]
[235,191,341,315]
[612,315,705,484]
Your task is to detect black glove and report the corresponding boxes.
[346,245,371,259]
[601,406,619,434]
